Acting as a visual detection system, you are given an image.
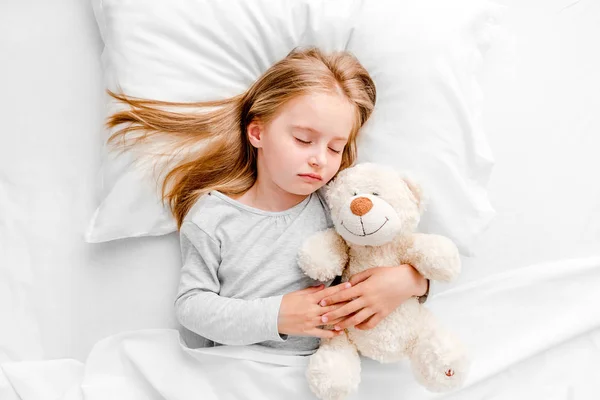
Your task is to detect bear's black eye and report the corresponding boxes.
[352,191,358,196]
[372,192,379,196]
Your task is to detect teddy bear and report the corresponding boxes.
[297,162,470,400]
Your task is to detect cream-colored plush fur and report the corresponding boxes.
[298,163,469,400]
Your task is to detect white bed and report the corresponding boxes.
[1,0,599,398]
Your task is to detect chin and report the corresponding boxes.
[275,182,312,197]
[293,186,320,196]
[288,181,324,196]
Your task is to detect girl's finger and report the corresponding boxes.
[320,298,364,323]
[317,301,350,316]
[306,327,345,339]
[310,304,348,327]
[300,284,325,293]
[335,308,375,331]
[349,268,374,286]
[318,285,361,307]
[325,315,351,327]
[310,281,352,302]
[355,314,382,330]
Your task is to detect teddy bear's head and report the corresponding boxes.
[323,163,426,247]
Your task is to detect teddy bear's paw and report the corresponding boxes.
[409,330,470,392]
[306,345,361,400]
[409,234,461,282]
[298,229,348,282]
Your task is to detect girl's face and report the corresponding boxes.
[248,92,355,196]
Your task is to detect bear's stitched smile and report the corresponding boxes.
[341,217,389,237]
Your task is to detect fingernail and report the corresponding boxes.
[334,326,341,331]
[345,283,351,288]
[320,300,326,306]
[321,316,328,323]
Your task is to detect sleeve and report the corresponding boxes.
[417,279,430,304]
[174,221,288,346]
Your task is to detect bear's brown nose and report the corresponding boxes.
[350,197,373,216]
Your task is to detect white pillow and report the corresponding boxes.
[88,0,503,256]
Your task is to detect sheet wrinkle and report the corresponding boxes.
[559,0,583,13]
[433,255,600,298]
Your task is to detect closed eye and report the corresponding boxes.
[296,138,342,154]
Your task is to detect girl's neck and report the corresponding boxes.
[232,177,310,213]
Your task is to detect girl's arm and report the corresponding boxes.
[174,221,286,346]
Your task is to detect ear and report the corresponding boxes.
[400,173,426,213]
[247,118,264,148]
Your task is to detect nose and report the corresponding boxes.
[309,147,327,167]
[350,197,373,216]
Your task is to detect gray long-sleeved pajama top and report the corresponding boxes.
[174,189,335,356]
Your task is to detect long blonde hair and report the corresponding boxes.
[106,47,376,229]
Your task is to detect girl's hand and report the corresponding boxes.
[318,264,428,331]
[277,282,353,339]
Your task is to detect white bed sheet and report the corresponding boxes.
[458,0,600,283]
[2,256,600,399]
[1,0,599,398]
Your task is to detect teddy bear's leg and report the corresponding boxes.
[306,332,361,400]
[407,308,470,392]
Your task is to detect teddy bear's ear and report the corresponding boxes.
[400,173,426,213]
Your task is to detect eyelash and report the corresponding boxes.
[295,138,342,154]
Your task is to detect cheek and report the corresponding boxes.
[332,155,343,167]
[262,133,291,164]
[266,144,304,172]
[285,144,309,163]
[326,156,343,175]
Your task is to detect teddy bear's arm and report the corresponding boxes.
[403,233,461,282]
[297,228,349,282]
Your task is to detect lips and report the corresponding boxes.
[299,173,322,181]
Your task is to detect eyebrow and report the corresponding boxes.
[292,125,348,141]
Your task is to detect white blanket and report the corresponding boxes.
[3,256,600,400]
